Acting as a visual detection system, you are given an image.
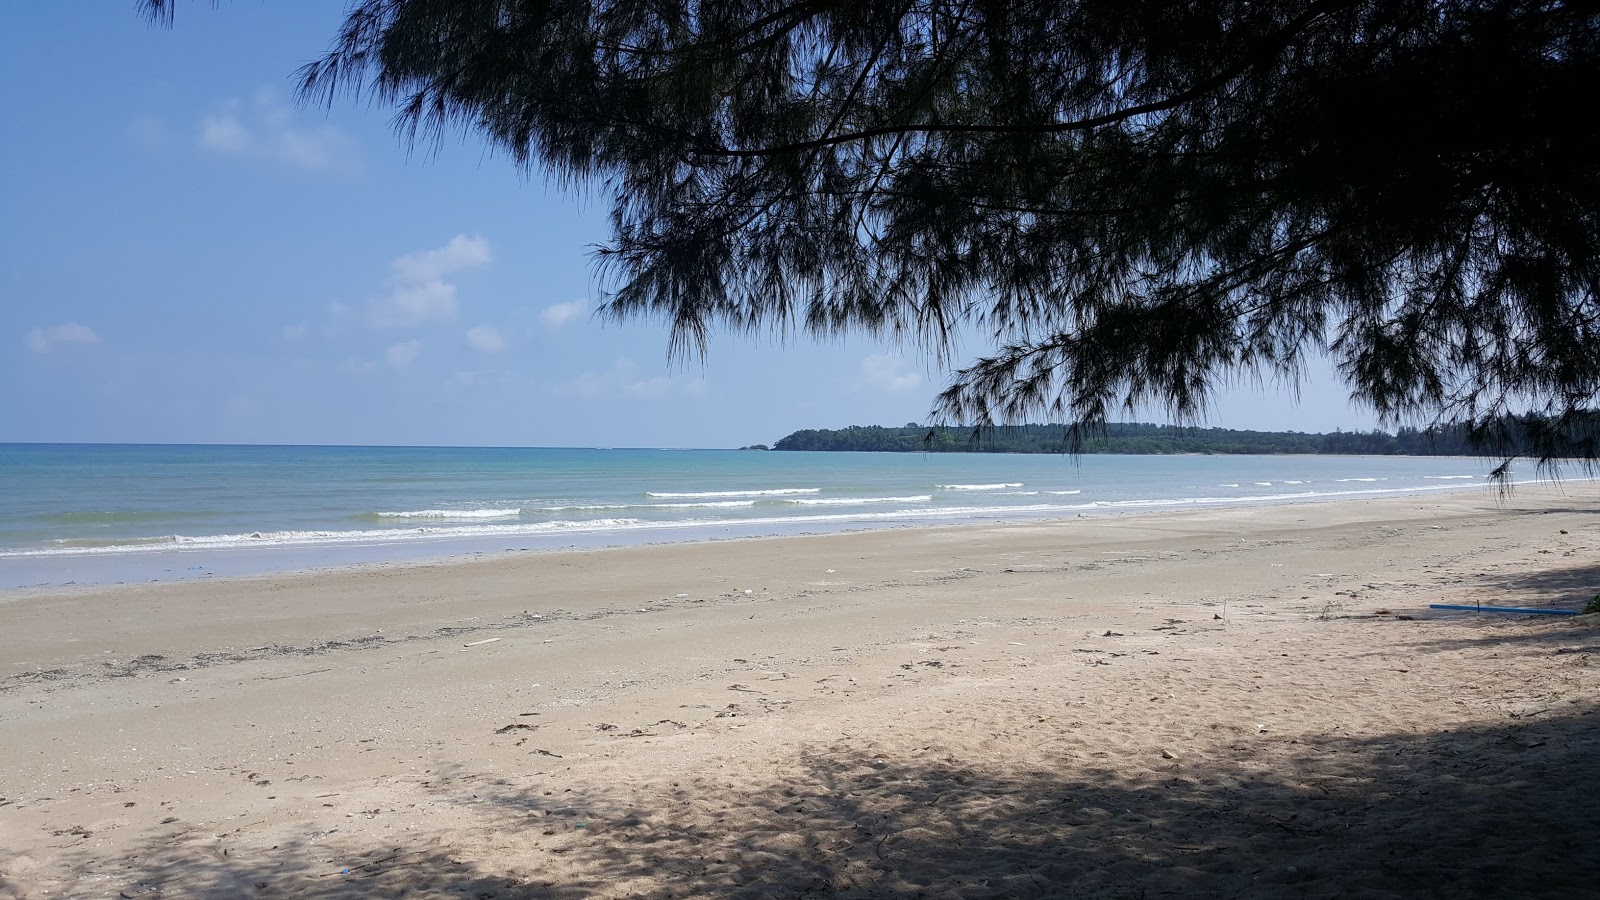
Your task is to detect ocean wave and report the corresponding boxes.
[1045,490,1082,495]
[3,477,1528,562]
[1075,481,1491,508]
[535,504,629,512]
[645,488,820,498]
[1336,477,1385,482]
[650,500,758,509]
[1424,475,1475,480]
[44,534,189,550]
[540,500,759,511]
[784,495,933,506]
[757,502,1074,521]
[937,482,1023,491]
[375,508,521,519]
[1219,483,1240,487]
[10,518,650,556]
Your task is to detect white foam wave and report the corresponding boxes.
[537,504,629,512]
[1045,490,1082,495]
[650,500,758,509]
[1071,481,1491,509]
[785,495,933,506]
[1219,483,1240,487]
[1424,475,1474,480]
[937,483,1023,491]
[4,475,1534,563]
[743,488,1500,521]
[645,488,820,499]
[376,508,521,519]
[1253,482,1273,486]
[5,518,650,557]
[539,499,759,511]
[1336,477,1384,482]
[765,502,1075,522]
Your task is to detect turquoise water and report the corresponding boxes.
[0,443,1505,588]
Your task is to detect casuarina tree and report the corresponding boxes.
[144,1,1600,471]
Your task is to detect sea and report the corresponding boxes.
[0,443,1524,590]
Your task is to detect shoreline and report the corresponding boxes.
[1,473,1567,592]
[2,485,1596,898]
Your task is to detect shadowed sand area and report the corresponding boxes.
[2,486,1597,898]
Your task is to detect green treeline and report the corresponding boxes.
[770,423,1480,455]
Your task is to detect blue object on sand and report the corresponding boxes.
[1428,604,1577,616]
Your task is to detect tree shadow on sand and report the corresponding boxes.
[1466,562,1600,610]
[1366,563,1600,657]
[45,699,1600,899]
[1343,607,1600,662]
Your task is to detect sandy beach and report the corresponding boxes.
[2,485,1597,898]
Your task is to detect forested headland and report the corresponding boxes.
[770,423,1479,455]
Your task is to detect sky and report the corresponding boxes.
[0,4,1381,449]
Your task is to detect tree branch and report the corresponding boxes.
[688,0,1356,158]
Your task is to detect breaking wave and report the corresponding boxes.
[646,488,820,498]
[783,495,934,506]
[374,508,521,519]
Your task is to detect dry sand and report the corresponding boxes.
[2,485,1597,899]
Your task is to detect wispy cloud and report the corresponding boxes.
[553,358,707,400]
[343,339,424,375]
[392,235,492,283]
[465,325,506,353]
[370,281,458,328]
[26,323,101,354]
[367,235,492,328]
[538,300,586,328]
[385,339,423,368]
[860,354,922,392]
[197,90,359,173]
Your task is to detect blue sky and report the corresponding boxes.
[1,4,1379,448]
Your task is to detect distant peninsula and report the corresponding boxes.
[769,423,1478,456]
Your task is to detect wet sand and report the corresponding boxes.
[2,485,1597,898]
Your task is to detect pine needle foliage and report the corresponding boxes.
[143,0,1600,473]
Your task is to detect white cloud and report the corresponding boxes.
[538,300,586,328]
[392,235,492,283]
[366,235,491,328]
[465,325,506,353]
[385,339,423,368]
[623,375,674,399]
[26,323,101,354]
[860,354,922,392]
[198,114,250,153]
[281,323,308,342]
[553,358,706,400]
[196,91,360,173]
[371,280,458,328]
